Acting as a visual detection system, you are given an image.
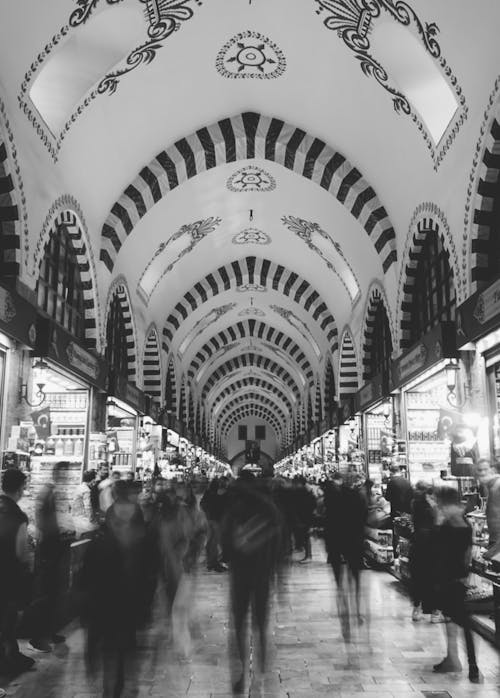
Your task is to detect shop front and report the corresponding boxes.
[355,373,392,483]
[390,322,461,486]
[0,282,38,467]
[20,316,108,518]
[457,275,500,463]
[106,373,146,477]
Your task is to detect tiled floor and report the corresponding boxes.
[3,540,500,697]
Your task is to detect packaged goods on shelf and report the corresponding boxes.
[365,526,393,547]
[364,538,394,565]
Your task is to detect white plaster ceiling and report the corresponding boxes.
[2,0,500,452]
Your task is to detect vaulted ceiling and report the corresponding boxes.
[1,0,500,456]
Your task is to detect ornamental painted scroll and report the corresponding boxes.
[314,0,467,168]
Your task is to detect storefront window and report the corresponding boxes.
[36,224,85,341]
[409,230,455,345]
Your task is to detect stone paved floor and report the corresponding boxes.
[3,540,500,697]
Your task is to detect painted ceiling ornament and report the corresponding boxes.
[314,0,467,169]
[281,214,360,302]
[138,216,222,303]
[216,30,286,80]
[238,307,266,317]
[69,0,125,27]
[177,302,237,357]
[232,228,271,245]
[270,304,322,361]
[236,283,267,293]
[227,166,276,193]
[20,0,202,159]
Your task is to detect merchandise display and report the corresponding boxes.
[404,378,451,484]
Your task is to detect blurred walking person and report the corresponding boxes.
[430,486,481,683]
[0,469,34,676]
[81,480,148,697]
[221,473,280,694]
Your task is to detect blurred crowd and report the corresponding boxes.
[0,460,493,695]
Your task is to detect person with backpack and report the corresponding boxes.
[221,472,280,694]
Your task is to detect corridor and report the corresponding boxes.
[4,541,500,698]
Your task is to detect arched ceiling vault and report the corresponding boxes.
[2,1,499,457]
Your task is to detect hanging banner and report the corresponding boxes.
[390,322,457,391]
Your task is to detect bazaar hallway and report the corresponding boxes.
[4,542,500,698]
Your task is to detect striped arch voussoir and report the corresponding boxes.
[470,93,500,291]
[210,376,294,415]
[107,281,137,381]
[100,112,396,275]
[339,329,359,396]
[143,325,162,399]
[399,208,457,350]
[362,285,393,382]
[188,319,314,386]
[36,208,100,350]
[0,136,20,278]
[202,353,301,402]
[220,406,282,439]
[216,392,288,425]
[162,257,338,359]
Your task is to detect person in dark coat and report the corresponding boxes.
[0,469,34,676]
[221,473,280,694]
[385,464,413,517]
[409,482,438,621]
[81,480,148,697]
[430,486,481,683]
[200,477,228,571]
[292,476,316,562]
[324,472,368,640]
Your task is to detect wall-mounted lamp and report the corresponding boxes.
[382,400,391,420]
[446,359,466,408]
[20,358,48,407]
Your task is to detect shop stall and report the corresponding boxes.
[14,316,108,520]
[0,282,38,467]
[390,322,460,485]
[355,373,392,483]
[106,373,146,477]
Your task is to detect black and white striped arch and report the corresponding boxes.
[100,112,397,274]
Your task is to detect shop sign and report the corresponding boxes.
[35,316,107,388]
[390,322,457,390]
[109,373,146,414]
[0,283,38,348]
[355,373,385,412]
[457,276,500,346]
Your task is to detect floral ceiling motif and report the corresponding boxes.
[137,216,221,303]
[19,0,202,159]
[314,0,467,168]
[281,215,360,302]
[232,228,271,245]
[216,30,286,80]
[236,283,267,293]
[226,166,276,193]
[238,307,266,317]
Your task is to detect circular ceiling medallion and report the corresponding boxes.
[232,227,271,245]
[216,30,286,80]
[238,307,266,317]
[227,166,276,193]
